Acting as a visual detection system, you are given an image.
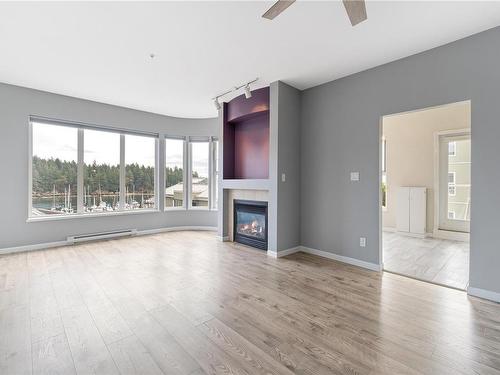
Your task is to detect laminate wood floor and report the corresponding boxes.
[1,230,499,375]
[383,232,469,290]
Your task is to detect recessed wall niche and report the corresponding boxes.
[223,86,270,180]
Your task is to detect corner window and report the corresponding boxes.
[212,139,219,210]
[190,141,209,208]
[187,137,218,210]
[165,138,185,208]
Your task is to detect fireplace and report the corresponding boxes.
[234,199,268,250]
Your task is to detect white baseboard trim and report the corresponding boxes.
[382,227,396,233]
[267,246,301,258]
[0,240,69,255]
[216,236,230,242]
[467,287,500,303]
[300,246,382,271]
[0,226,218,256]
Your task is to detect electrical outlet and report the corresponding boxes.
[350,172,360,181]
[359,237,366,247]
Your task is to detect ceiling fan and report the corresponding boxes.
[262,0,367,26]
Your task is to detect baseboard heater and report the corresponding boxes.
[67,229,137,244]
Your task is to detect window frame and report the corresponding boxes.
[187,136,218,211]
[28,116,159,221]
[210,137,219,211]
[164,135,188,211]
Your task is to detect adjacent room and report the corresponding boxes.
[382,102,471,290]
[1,2,500,375]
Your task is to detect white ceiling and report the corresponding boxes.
[1,1,500,119]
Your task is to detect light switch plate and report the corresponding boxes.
[350,172,360,181]
[281,173,286,182]
[359,237,366,247]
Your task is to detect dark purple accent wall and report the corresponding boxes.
[223,86,270,180]
[234,113,269,179]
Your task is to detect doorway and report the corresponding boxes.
[380,101,471,290]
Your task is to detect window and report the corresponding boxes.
[448,141,456,156]
[124,134,156,210]
[448,172,455,184]
[165,138,185,208]
[31,122,78,216]
[448,211,456,219]
[381,138,387,209]
[212,139,219,210]
[30,118,158,218]
[448,185,456,196]
[190,141,209,208]
[83,129,120,213]
[448,172,456,196]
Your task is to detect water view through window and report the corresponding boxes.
[31,121,157,217]
[32,123,78,216]
[84,129,120,213]
[124,134,156,210]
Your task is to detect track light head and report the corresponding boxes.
[214,98,221,111]
[244,84,252,99]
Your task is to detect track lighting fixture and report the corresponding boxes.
[211,78,258,111]
[244,84,252,99]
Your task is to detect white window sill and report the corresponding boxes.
[187,207,218,212]
[27,209,160,223]
[164,207,187,212]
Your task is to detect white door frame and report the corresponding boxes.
[379,100,472,270]
[433,128,471,241]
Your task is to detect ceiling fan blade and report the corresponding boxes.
[262,0,296,20]
[342,0,367,26]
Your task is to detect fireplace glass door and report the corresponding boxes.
[234,200,268,250]
[236,211,266,240]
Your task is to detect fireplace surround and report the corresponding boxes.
[233,199,268,250]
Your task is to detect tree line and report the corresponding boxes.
[32,156,191,195]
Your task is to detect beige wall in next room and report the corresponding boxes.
[382,101,471,231]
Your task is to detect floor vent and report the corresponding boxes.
[67,229,137,244]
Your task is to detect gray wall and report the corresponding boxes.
[276,82,301,251]
[0,83,218,249]
[301,26,500,294]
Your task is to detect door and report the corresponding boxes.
[438,132,471,232]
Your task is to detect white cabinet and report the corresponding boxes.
[396,187,426,236]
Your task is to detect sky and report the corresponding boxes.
[33,122,209,175]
